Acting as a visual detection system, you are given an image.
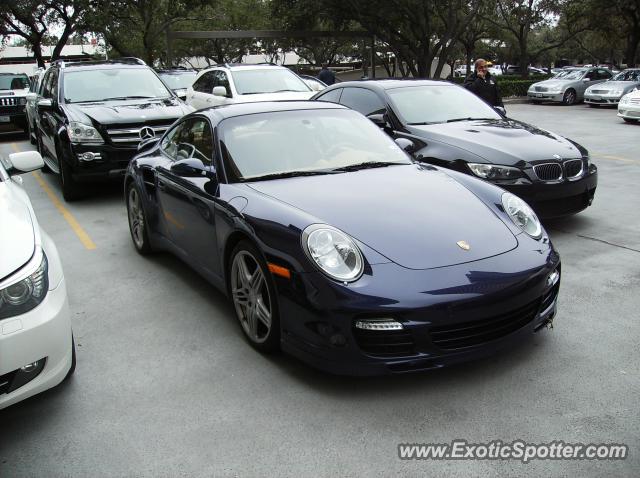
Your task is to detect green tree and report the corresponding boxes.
[0,0,88,67]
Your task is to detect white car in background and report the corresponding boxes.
[0,151,75,410]
[186,64,314,110]
[618,89,640,123]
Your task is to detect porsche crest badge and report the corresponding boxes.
[457,240,471,251]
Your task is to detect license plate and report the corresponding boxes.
[0,116,9,123]
[591,96,601,101]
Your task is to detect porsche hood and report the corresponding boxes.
[247,165,518,270]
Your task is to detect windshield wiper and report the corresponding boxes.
[101,95,156,101]
[245,170,339,181]
[331,161,405,172]
[446,117,496,123]
[407,121,438,125]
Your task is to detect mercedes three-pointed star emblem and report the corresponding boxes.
[139,126,155,140]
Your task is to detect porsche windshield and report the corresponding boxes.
[63,68,172,103]
[387,85,501,125]
[219,109,411,181]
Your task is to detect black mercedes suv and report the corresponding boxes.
[34,58,193,200]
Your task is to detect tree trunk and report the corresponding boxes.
[32,43,45,68]
[626,32,639,67]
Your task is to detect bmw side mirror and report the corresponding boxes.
[212,86,227,97]
[582,78,590,82]
[171,158,216,178]
[394,138,415,154]
[4,151,44,176]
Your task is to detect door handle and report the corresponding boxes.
[158,180,167,191]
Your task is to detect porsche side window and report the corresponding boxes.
[183,119,214,165]
[316,88,342,103]
[161,122,186,160]
[339,88,386,116]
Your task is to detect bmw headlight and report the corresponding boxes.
[302,224,364,282]
[468,163,523,180]
[609,90,623,96]
[0,253,48,320]
[68,121,104,143]
[501,193,542,239]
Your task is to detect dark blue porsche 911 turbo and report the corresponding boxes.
[125,101,561,375]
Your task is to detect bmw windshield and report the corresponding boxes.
[219,109,410,181]
[63,68,173,103]
[387,85,501,125]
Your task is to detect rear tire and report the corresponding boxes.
[623,118,638,123]
[562,89,576,106]
[587,103,599,108]
[36,134,52,173]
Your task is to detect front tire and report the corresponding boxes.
[562,89,577,105]
[229,241,280,353]
[126,182,154,254]
[59,155,83,201]
[623,118,638,123]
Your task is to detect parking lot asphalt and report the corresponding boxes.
[0,104,638,477]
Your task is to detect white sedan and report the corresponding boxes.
[0,151,75,410]
[618,89,640,123]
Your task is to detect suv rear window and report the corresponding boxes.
[63,67,172,103]
[0,74,30,90]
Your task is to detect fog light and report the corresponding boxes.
[78,152,102,162]
[547,270,560,288]
[5,358,46,394]
[21,361,40,373]
[355,318,404,330]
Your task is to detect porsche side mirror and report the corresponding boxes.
[171,158,216,178]
[212,86,227,97]
[494,106,507,116]
[394,137,415,154]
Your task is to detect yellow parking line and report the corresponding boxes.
[9,142,97,250]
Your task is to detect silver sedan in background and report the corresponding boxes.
[527,67,613,105]
[584,69,640,107]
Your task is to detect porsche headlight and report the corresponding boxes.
[468,163,523,180]
[68,121,104,143]
[0,253,48,319]
[302,225,364,282]
[501,193,542,239]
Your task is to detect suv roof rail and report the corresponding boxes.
[116,57,147,65]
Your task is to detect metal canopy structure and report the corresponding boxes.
[165,29,376,78]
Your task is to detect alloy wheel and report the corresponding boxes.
[230,250,273,344]
[128,186,146,250]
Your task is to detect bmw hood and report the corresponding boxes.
[407,119,582,165]
[234,91,314,103]
[65,98,191,126]
[247,165,518,270]
[0,181,35,280]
